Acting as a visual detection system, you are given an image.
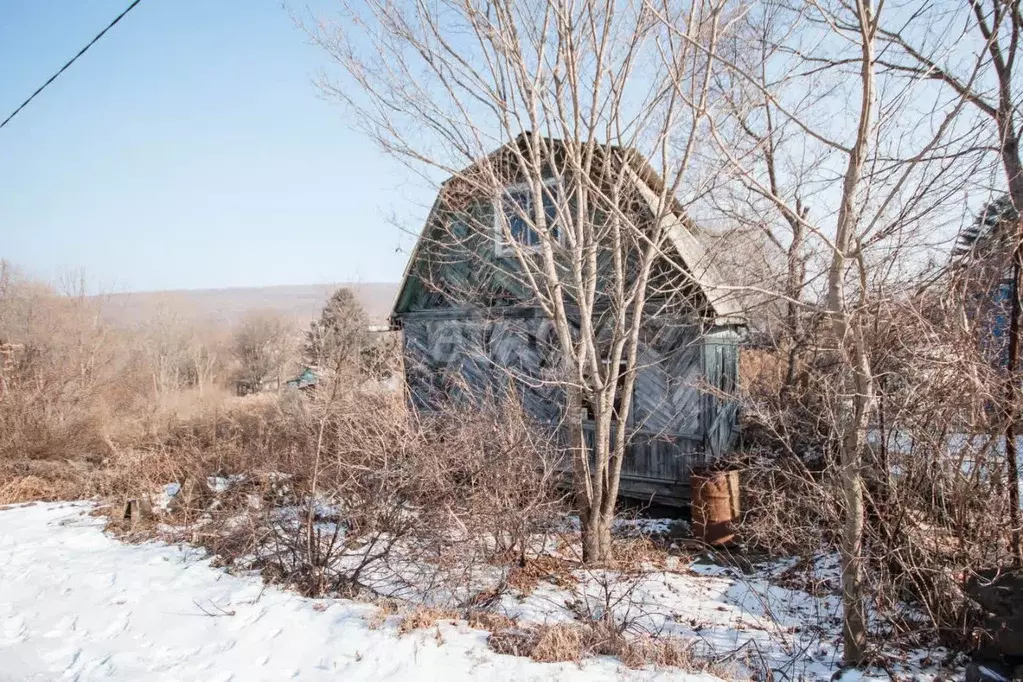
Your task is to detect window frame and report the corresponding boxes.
[493,177,563,257]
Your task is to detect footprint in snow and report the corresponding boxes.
[42,614,79,639]
[0,615,27,645]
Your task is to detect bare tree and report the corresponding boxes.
[142,300,194,397]
[232,311,295,391]
[186,327,221,397]
[312,0,733,563]
[874,0,1023,566]
[315,0,989,658]
[694,0,985,663]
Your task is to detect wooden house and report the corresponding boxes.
[389,135,744,504]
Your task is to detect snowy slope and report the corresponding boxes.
[0,502,717,682]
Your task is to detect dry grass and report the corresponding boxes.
[505,555,579,595]
[396,607,460,634]
[609,537,670,572]
[486,620,705,669]
[529,623,589,663]
[0,473,76,505]
[617,635,701,669]
[466,610,516,632]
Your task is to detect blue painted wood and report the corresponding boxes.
[392,140,743,499]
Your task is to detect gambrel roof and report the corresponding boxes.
[390,134,744,326]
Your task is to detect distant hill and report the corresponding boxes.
[97,283,400,328]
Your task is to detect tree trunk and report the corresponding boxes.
[838,340,872,665]
[782,206,807,394]
[580,508,612,564]
[998,111,1023,566]
[839,471,868,662]
[1004,235,1023,566]
[567,384,614,564]
[581,405,615,564]
[825,4,875,663]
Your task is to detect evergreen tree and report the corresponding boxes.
[303,288,369,373]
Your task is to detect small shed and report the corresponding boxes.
[389,135,744,504]
[285,367,318,391]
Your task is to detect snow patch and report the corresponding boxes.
[0,502,713,681]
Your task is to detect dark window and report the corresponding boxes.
[497,181,560,253]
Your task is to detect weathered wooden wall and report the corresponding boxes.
[398,311,739,503]
[392,156,742,503]
[703,327,741,458]
[401,314,563,423]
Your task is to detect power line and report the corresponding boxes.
[0,0,143,130]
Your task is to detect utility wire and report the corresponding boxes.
[1,0,143,130]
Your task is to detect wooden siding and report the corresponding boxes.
[390,139,745,504]
[575,424,706,505]
[402,315,563,422]
[401,312,715,442]
[703,328,741,458]
[398,311,741,502]
[585,425,706,481]
[632,320,704,438]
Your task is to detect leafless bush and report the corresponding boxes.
[0,265,127,497]
[0,262,247,503]
[231,310,296,392]
[739,292,1013,651]
[146,383,568,606]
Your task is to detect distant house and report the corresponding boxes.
[953,195,1018,368]
[285,367,318,391]
[389,135,744,504]
[235,377,278,396]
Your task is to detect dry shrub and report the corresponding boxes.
[408,396,569,564]
[740,295,1014,652]
[366,598,399,629]
[466,610,516,632]
[488,623,587,663]
[617,635,699,669]
[506,555,578,595]
[528,623,588,662]
[608,537,669,572]
[487,628,541,658]
[397,607,460,634]
[0,263,245,503]
[487,620,703,669]
[0,474,65,505]
[152,386,570,603]
[0,268,579,645]
[366,610,389,630]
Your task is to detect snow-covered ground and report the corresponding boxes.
[0,502,715,681]
[0,502,962,681]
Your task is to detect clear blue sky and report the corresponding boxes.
[0,0,429,292]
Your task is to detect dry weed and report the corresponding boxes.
[609,537,670,572]
[367,598,399,629]
[528,623,587,663]
[506,555,578,595]
[486,619,705,670]
[397,607,460,634]
[466,610,516,632]
[487,628,540,658]
[617,635,700,669]
[366,609,389,630]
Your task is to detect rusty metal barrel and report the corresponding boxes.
[691,469,740,546]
